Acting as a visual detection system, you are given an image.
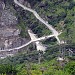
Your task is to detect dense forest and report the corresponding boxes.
[0,0,75,75]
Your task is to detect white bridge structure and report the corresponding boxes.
[28,29,47,52]
[0,0,63,58]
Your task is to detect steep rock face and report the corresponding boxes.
[0,0,5,11]
[0,0,5,18]
[0,1,21,50]
[0,9,17,27]
[0,0,17,27]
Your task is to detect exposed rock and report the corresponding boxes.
[0,0,27,51]
[0,0,5,11]
[0,27,20,37]
[0,9,17,27]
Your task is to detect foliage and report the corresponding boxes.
[64,61,75,75]
[0,64,17,75]
[1,0,75,75]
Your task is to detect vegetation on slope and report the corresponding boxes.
[4,0,75,43]
[0,0,75,75]
[0,57,75,75]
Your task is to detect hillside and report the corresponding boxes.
[4,0,75,43]
[0,0,75,75]
[3,0,75,41]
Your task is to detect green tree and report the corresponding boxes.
[64,61,75,75]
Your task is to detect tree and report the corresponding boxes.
[64,61,75,75]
